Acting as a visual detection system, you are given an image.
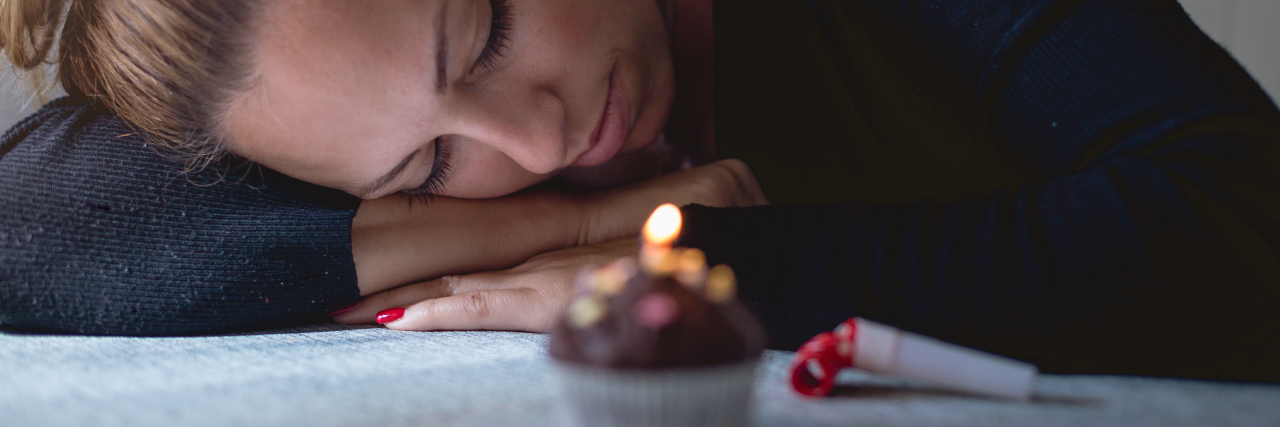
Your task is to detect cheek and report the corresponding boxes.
[524,0,611,60]
[441,152,555,198]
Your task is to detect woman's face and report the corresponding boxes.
[225,0,674,199]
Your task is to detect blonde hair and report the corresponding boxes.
[0,0,260,167]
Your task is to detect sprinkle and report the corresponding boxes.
[705,264,737,302]
[633,293,680,329]
[674,248,708,287]
[568,297,607,328]
[592,272,625,296]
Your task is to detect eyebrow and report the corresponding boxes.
[355,148,421,198]
[435,2,448,95]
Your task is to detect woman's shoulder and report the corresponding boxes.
[3,96,119,135]
[0,97,361,336]
[0,96,358,208]
[0,96,135,161]
[0,97,195,203]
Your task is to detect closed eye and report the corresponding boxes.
[471,0,512,75]
[402,136,453,205]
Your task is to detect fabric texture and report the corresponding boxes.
[690,0,1280,381]
[3,323,1279,427]
[0,99,362,335]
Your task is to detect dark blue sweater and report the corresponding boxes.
[0,101,361,335]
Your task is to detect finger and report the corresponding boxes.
[332,276,454,324]
[382,288,552,332]
[334,273,520,324]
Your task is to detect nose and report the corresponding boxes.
[449,88,567,175]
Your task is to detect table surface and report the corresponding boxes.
[3,323,1278,427]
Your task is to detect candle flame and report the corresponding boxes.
[643,203,682,246]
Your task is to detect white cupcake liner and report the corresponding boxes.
[553,360,759,427]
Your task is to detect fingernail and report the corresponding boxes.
[329,301,361,317]
[376,308,406,324]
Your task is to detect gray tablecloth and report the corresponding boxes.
[3,323,1278,426]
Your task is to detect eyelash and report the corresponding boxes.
[404,0,508,205]
[471,0,512,75]
[403,136,453,205]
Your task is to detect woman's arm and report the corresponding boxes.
[677,0,1280,381]
[350,158,768,295]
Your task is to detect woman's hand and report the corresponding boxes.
[333,238,638,332]
[574,158,768,245]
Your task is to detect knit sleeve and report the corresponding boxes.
[683,0,1280,381]
[0,99,362,336]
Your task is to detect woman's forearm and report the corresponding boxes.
[351,192,587,295]
[351,159,768,296]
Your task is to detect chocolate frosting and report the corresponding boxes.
[549,273,766,369]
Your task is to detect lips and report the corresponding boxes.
[572,66,631,168]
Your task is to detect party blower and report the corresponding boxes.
[790,317,1039,400]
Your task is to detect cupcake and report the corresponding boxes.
[548,204,767,427]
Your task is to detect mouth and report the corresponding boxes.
[572,65,631,168]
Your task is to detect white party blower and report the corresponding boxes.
[791,317,1038,400]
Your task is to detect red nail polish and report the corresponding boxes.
[329,301,361,317]
[376,308,405,324]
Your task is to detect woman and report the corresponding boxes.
[1,0,757,334]
[3,0,1279,381]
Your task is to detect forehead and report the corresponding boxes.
[254,0,444,106]
[224,0,447,190]
[263,0,438,64]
